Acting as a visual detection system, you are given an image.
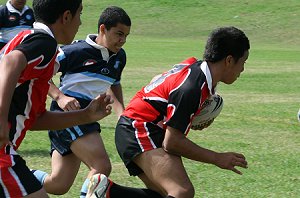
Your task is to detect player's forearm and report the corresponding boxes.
[112,101,124,118]
[163,127,218,165]
[48,79,63,101]
[109,85,125,117]
[30,110,91,130]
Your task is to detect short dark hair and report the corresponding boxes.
[98,6,131,32]
[33,0,82,24]
[203,26,250,63]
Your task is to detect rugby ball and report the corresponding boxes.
[191,94,223,130]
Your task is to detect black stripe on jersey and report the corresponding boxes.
[0,184,5,198]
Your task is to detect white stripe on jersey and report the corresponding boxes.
[142,96,168,103]
[60,72,113,100]
[12,80,34,152]
[133,120,144,152]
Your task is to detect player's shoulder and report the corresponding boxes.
[118,48,126,55]
[23,6,34,14]
[62,39,87,51]
[0,5,7,12]
[31,29,56,43]
[20,29,57,52]
[116,48,126,60]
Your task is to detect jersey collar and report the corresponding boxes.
[6,1,30,15]
[200,61,215,95]
[33,22,55,38]
[85,34,114,62]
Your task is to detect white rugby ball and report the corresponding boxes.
[191,94,223,130]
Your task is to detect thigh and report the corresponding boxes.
[70,132,110,173]
[134,148,192,196]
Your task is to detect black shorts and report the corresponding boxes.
[115,116,164,176]
[49,99,101,156]
[0,155,42,197]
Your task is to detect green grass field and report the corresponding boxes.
[1,0,299,197]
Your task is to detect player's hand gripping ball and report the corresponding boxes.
[191,94,223,130]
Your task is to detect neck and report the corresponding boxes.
[207,61,220,88]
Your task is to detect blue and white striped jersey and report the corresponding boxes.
[0,1,35,44]
[56,34,126,101]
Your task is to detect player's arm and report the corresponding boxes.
[0,50,27,145]
[107,84,125,118]
[31,93,113,130]
[48,79,80,111]
[162,126,248,175]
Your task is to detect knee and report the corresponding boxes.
[90,160,112,176]
[44,176,72,195]
[52,186,70,195]
[181,183,195,198]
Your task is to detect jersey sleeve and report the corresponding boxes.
[57,41,85,74]
[14,32,57,69]
[165,83,201,133]
[56,46,69,74]
[164,62,206,133]
[113,49,126,85]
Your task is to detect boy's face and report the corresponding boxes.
[102,23,131,53]
[11,0,26,11]
[222,50,249,84]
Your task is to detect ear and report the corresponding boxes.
[61,10,72,25]
[225,55,234,67]
[99,24,106,34]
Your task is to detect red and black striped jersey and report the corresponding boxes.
[123,57,215,135]
[0,26,58,157]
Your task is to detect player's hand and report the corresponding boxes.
[0,119,11,148]
[214,152,248,175]
[57,95,81,111]
[85,93,113,121]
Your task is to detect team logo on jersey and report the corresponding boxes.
[26,14,32,20]
[83,59,97,66]
[9,15,16,21]
[114,61,120,69]
[101,68,110,75]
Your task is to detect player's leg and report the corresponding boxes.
[86,173,164,198]
[134,148,195,198]
[43,150,81,194]
[70,131,111,197]
[0,155,48,198]
[138,173,166,196]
